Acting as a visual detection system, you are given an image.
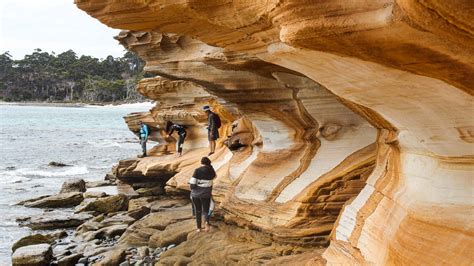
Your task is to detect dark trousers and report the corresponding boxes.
[191,197,211,229]
[140,138,147,156]
[177,133,186,153]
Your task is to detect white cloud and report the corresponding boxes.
[0,0,124,59]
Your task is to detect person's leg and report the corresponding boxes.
[191,197,203,230]
[201,197,211,231]
[209,140,215,155]
[141,139,147,157]
[177,133,185,156]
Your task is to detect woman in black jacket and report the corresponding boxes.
[166,121,187,157]
[189,157,216,232]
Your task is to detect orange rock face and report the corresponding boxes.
[76,1,473,264]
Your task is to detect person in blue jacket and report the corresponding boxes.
[138,121,149,157]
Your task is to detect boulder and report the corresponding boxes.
[60,179,86,193]
[76,194,128,214]
[12,233,62,252]
[95,247,127,266]
[12,244,52,266]
[24,192,83,208]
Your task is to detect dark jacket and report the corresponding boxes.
[169,124,186,136]
[208,112,218,134]
[189,165,216,198]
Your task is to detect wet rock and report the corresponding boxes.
[48,161,70,167]
[12,243,52,266]
[17,195,51,206]
[19,212,93,230]
[60,178,86,193]
[76,194,128,214]
[57,253,82,266]
[23,192,84,208]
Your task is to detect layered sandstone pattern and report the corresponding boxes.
[76,1,473,265]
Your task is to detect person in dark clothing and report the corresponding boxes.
[203,105,220,155]
[166,121,187,157]
[189,157,216,232]
[138,121,149,158]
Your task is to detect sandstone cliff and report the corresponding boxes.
[76,1,473,265]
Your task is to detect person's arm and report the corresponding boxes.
[189,169,198,190]
[168,125,175,136]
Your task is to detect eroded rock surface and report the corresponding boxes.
[74,1,474,264]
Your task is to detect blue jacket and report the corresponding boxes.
[139,124,149,139]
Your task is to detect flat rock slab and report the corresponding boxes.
[149,219,195,248]
[24,192,84,208]
[76,194,128,214]
[12,243,52,266]
[119,207,192,246]
[18,212,93,230]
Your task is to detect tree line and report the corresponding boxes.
[0,49,150,103]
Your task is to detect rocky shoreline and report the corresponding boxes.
[12,157,320,266]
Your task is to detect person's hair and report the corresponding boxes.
[165,121,173,133]
[201,157,212,166]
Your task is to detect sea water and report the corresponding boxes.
[0,104,153,263]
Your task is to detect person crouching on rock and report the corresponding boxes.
[189,157,216,232]
[166,121,187,157]
[138,121,149,158]
[203,105,221,156]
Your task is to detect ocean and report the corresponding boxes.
[0,103,154,263]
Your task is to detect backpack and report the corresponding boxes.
[213,113,222,128]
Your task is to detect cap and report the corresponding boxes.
[203,105,211,111]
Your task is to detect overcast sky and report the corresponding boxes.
[0,0,125,59]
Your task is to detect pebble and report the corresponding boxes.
[167,244,176,250]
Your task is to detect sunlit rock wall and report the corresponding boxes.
[76,0,473,264]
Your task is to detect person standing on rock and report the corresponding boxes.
[166,121,187,157]
[138,121,149,158]
[203,105,221,155]
[189,157,216,232]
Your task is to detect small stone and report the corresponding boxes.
[167,244,176,250]
[78,257,88,263]
[137,246,149,258]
